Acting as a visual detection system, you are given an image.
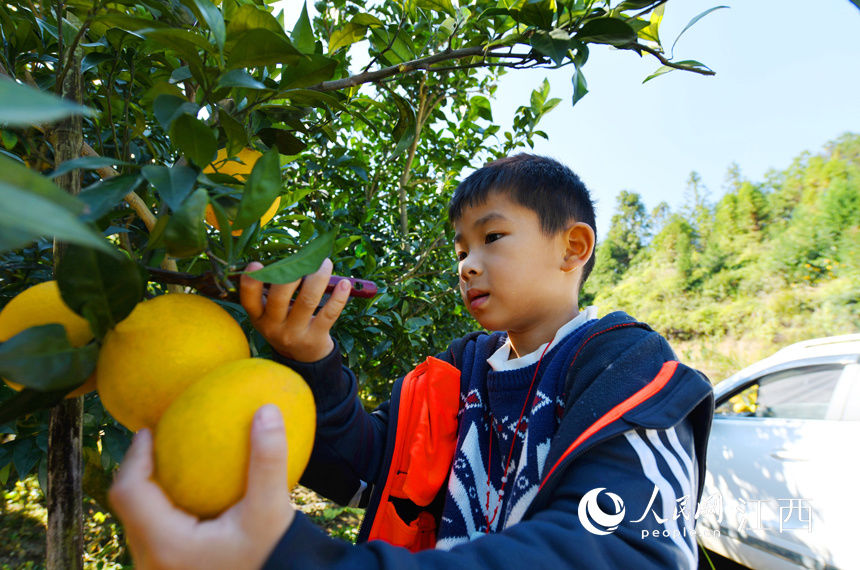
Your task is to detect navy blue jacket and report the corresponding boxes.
[264,312,714,569]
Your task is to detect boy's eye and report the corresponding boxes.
[485,233,503,244]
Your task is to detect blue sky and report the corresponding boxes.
[490,1,860,237]
[278,1,860,238]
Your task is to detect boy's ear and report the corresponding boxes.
[561,222,595,272]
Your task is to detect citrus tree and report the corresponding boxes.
[0,0,718,565]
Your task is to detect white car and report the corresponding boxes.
[697,334,860,569]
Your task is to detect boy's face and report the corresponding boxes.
[453,192,581,343]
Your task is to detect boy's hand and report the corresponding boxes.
[240,257,351,362]
[109,405,294,570]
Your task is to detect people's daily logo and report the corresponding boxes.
[578,487,625,535]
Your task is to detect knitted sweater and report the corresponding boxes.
[436,315,596,547]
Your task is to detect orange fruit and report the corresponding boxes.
[96,293,250,431]
[154,358,316,518]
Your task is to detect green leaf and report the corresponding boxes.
[55,245,146,339]
[78,175,142,222]
[232,147,281,230]
[617,0,661,9]
[389,92,416,160]
[0,389,67,426]
[0,156,83,214]
[328,22,366,54]
[416,0,455,16]
[140,28,215,61]
[218,109,248,156]
[153,94,199,130]
[0,182,115,256]
[49,156,133,179]
[643,60,712,83]
[142,165,198,212]
[13,438,40,479]
[639,3,664,44]
[671,6,728,57]
[185,0,226,52]
[571,65,588,106]
[531,29,571,66]
[0,78,93,126]
[469,95,493,121]
[163,188,208,258]
[225,4,286,44]
[216,69,269,90]
[368,27,415,65]
[511,0,557,30]
[246,229,336,284]
[170,114,217,169]
[577,17,636,46]
[280,54,338,89]
[227,30,302,68]
[258,128,307,155]
[291,2,316,53]
[643,65,674,83]
[0,324,98,391]
[352,14,384,27]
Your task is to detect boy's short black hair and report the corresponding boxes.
[448,153,597,285]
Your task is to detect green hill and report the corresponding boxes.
[582,133,860,383]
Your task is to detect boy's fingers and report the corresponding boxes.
[288,258,332,324]
[240,262,266,321]
[311,278,350,334]
[241,405,293,530]
[109,430,176,525]
[265,280,301,324]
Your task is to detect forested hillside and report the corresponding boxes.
[582,133,860,383]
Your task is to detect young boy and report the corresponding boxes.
[109,154,713,569]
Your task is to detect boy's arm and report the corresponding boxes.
[263,420,703,570]
[274,344,391,506]
[240,258,391,504]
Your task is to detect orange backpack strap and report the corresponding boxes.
[366,356,461,551]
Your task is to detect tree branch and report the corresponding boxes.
[633,42,716,76]
[312,46,529,92]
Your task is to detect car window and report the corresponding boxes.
[716,364,844,419]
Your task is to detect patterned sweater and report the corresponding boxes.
[437,308,598,548]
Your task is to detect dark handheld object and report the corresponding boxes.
[321,276,378,298]
[147,267,378,304]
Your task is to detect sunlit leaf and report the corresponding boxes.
[232,147,281,230]
[291,2,316,53]
[246,230,336,284]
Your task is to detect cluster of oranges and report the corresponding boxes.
[0,282,315,519]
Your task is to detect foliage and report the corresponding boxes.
[0,0,718,562]
[584,133,860,382]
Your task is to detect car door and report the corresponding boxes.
[702,357,860,569]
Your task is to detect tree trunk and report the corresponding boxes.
[47,38,84,570]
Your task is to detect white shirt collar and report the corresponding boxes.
[487,306,598,372]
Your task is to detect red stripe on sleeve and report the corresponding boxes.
[538,360,679,491]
